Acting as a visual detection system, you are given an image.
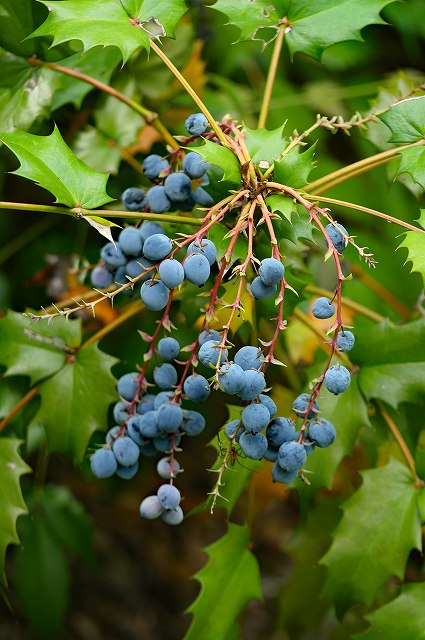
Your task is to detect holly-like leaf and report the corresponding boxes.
[274,143,316,189]
[211,0,394,60]
[399,211,425,286]
[379,96,425,143]
[0,311,81,385]
[0,0,48,57]
[195,140,241,185]
[208,222,248,266]
[266,193,297,222]
[184,523,262,640]
[30,0,188,64]
[353,582,425,640]
[244,125,288,166]
[0,438,31,585]
[33,343,118,464]
[0,126,113,209]
[396,146,425,190]
[320,459,422,614]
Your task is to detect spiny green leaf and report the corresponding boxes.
[399,211,425,286]
[30,0,188,64]
[266,193,297,222]
[0,0,48,57]
[14,511,70,639]
[0,311,81,385]
[0,438,31,586]
[274,143,316,189]
[396,146,425,190]
[33,343,118,464]
[244,124,288,166]
[0,126,113,209]
[379,95,425,143]
[353,582,425,640]
[320,458,422,614]
[195,140,241,185]
[184,523,262,640]
[211,0,278,44]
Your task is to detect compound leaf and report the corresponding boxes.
[196,140,241,185]
[30,0,188,64]
[379,96,425,143]
[399,211,425,286]
[0,438,31,585]
[354,582,425,640]
[321,459,422,614]
[0,126,113,209]
[184,523,262,640]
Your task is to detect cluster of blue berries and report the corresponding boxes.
[250,257,285,300]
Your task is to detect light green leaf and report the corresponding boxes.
[208,222,248,267]
[266,193,296,222]
[0,126,113,209]
[210,0,278,43]
[33,344,118,464]
[379,96,425,143]
[30,0,188,64]
[73,128,123,175]
[396,146,425,190]
[399,211,425,286]
[321,459,422,614]
[184,523,262,640]
[353,582,425,640]
[244,125,288,165]
[0,438,31,585]
[274,143,316,188]
[0,311,81,385]
[195,140,241,185]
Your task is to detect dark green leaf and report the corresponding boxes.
[0,311,81,385]
[245,124,288,165]
[208,222,248,267]
[14,512,70,639]
[321,459,422,614]
[354,582,425,640]
[274,143,316,189]
[33,344,118,464]
[195,140,241,185]
[184,523,262,640]
[399,211,425,286]
[0,438,30,585]
[210,0,278,44]
[0,0,48,56]
[0,127,113,209]
[30,0,188,64]
[379,96,425,143]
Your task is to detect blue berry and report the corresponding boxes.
[162,506,184,525]
[113,401,129,424]
[118,226,143,256]
[91,266,113,289]
[241,403,270,433]
[239,431,268,460]
[198,340,228,367]
[159,259,185,289]
[266,417,296,448]
[142,154,169,179]
[224,419,242,439]
[258,258,284,286]
[105,426,121,443]
[324,365,351,395]
[337,330,355,352]
[183,374,210,402]
[143,233,172,261]
[126,257,154,282]
[91,448,117,478]
[164,172,192,203]
[139,221,164,241]
[136,394,156,415]
[156,403,184,433]
[100,242,127,268]
[184,253,211,286]
[292,393,319,419]
[187,239,217,266]
[251,276,277,300]
[153,391,174,409]
[157,456,181,479]
[139,411,160,438]
[182,410,206,436]
[153,363,178,390]
[308,418,336,448]
[183,152,209,179]
[234,345,264,371]
[147,185,171,213]
[325,222,349,253]
[112,436,140,467]
[116,462,139,480]
[117,372,139,402]
[153,431,181,452]
[199,328,221,346]
[194,186,214,207]
[158,337,180,361]
[139,495,164,519]
[141,280,169,311]
[157,484,181,509]
[218,363,245,395]
[263,446,279,462]
[185,113,209,136]
[122,187,146,211]
[312,297,335,319]
[277,441,306,471]
[258,394,277,419]
[179,192,197,212]
[238,370,266,401]
[272,463,298,484]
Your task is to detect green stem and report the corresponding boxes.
[258,24,286,129]
[149,40,227,145]
[309,156,393,194]
[28,56,179,150]
[0,201,202,226]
